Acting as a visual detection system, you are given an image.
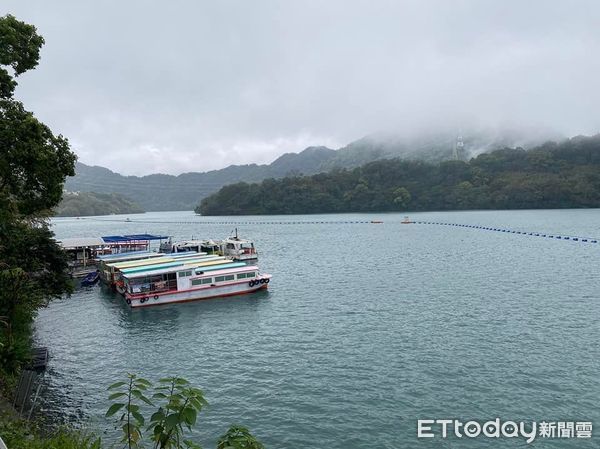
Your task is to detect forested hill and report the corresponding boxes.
[196,135,600,215]
[55,192,144,217]
[64,146,336,211]
[64,129,554,211]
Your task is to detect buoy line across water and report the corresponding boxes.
[414,221,599,244]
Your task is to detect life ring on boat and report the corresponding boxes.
[126,298,131,305]
[265,278,270,284]
[249,280,256,287]
[259,278,266,284]
[154,295,159,300]
[140,297,148,304]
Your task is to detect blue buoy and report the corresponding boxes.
[582,239,588,242]
[573,238,578,241]
[556,236,562,239]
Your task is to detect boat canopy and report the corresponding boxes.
[122,261,245,280]
[97,250,157,260]
[107,252,207,270]
[119,256,226,275]
[59,237,105,249]
[101,234,169,242]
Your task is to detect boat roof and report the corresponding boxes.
[170,251,206,258]
[223,237,254,244]
[191,265,259,278]
[106,252,206,270]
[59,234,170,249]
[59,237,105,249]
[119,256,227,275]
[122,260,243,279]
[97,251,162,261]
[171,239,220,247]
[101,234,169,242]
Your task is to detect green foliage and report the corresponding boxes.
[197,135,600,215]
[0,14,76,377]
[0,14,44,98]
[106,375,263,449]
[55,191,144,217]
[216,426,265,449]
[0,417,101,449]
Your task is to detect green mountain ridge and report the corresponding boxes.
[197,134,600,215]
[65,129,560,211]
[55,191,144,217]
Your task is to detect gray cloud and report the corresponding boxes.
[5,0,600,175]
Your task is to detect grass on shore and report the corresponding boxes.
[0,414,99,449]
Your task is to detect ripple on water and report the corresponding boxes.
[37,210,600,448]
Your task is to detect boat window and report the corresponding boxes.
[224,275,234,281]
[178,270,192,278]
[237,273,247,279]
[245,272,256,278]
[215,275,225,282]
[192,277,212,286]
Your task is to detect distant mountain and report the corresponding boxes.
[65,146,336,211]
[198,134,600,215]
[65,129,560,211]
[55,192,144,217]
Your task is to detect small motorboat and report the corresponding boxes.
[80,271,100,287]
[401,216,414,224]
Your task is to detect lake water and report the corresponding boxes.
[39,210,600,448]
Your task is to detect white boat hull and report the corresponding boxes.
[125,275,271,308]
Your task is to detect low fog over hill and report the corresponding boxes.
[65,127,562,211]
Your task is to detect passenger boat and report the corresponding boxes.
[159,239,221,255]
[220,232,258,261]
[97,251,166,283]
[100,252,211,286]
[120,261,271,308]
[161,231,258,261]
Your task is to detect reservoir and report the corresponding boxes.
[39,209,600,448]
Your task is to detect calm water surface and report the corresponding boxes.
[38,210,600,448]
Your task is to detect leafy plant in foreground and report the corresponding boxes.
[216,426,265,449]
[107,374,262,449]
[106,374,153,448]
[148,376,207,449]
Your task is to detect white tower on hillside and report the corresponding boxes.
[453,133,464,160]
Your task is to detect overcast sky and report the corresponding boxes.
[4,1,600,175]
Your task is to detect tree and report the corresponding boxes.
[0,15,44,99]
[196,134,600,215]
[0,14,76,376]
[392,187,411,209]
